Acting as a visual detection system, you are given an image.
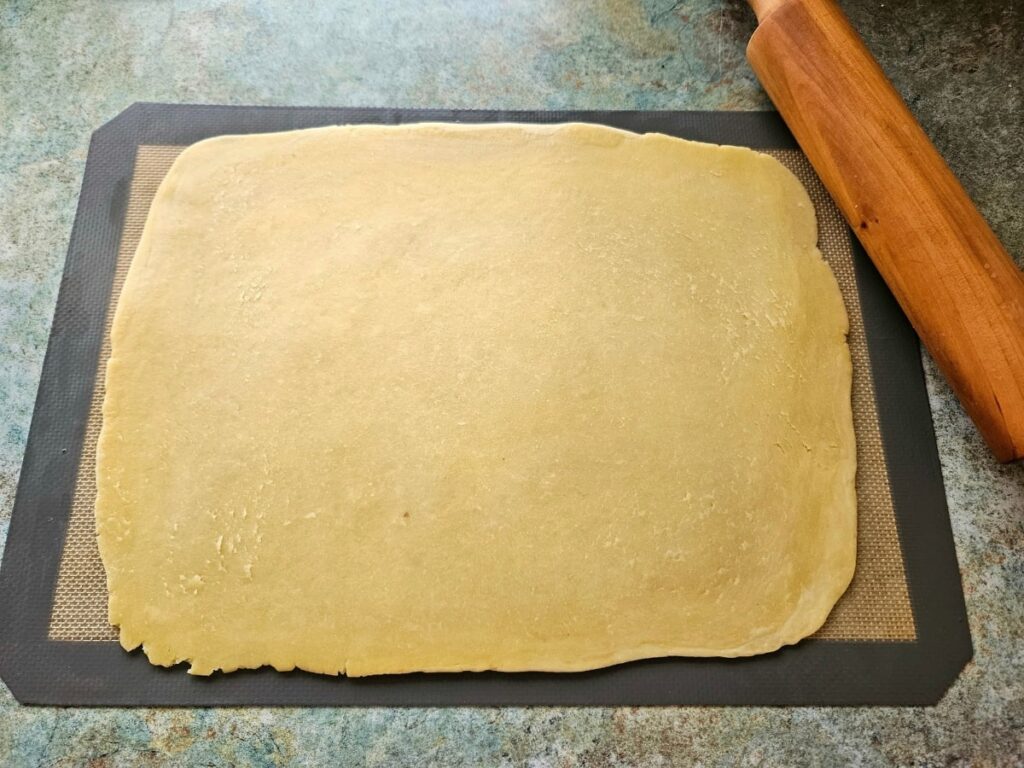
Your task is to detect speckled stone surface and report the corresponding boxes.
[1,0,1021,764]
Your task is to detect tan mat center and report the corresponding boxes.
[49,144,916,643]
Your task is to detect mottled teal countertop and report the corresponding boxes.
[1,0,1022,764]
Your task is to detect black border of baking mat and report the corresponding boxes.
[0,104,972,706]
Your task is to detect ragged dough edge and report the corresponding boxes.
[96,122,857,676]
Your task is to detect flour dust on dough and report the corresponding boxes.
[96,122,856,676]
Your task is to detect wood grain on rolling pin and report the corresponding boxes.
[746,0,1024,462]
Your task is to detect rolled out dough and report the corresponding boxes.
[96,123,856,676]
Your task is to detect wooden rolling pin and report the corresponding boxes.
[746,0,1024,462]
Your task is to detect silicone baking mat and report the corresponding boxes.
[0,105,971,705]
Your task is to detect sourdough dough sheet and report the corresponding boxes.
[96,123,856,676]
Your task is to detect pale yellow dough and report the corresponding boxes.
[96,123,856,676]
